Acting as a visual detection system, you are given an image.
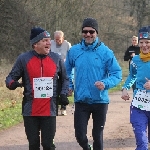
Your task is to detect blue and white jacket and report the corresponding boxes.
[122,55,150,95]
[65,37,122,104]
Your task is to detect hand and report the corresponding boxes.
[143,77,150,90]
[68,89,73,96]
[131,53,135,57]
[10,81,22,90]
[121,88,130,101]
[60,94,69,105]
[94,81,105,90]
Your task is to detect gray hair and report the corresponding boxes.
[54,30,64,38]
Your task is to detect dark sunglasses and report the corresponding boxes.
[82,30,95,34]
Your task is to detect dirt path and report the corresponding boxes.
[0,90,136,150]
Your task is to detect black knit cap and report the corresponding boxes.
[82,17,98,34]
[30,27,50,45]
[138,26,150,40]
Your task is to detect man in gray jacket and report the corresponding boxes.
[51,31,71,116]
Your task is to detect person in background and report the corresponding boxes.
[5,27,69,150]
[121,26,150,150]
[51,30,72,116]
[65,17,122,150]
[124,36,140,91]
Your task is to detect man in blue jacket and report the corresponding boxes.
[65,18,122,150]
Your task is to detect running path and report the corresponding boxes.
[0,90,136,150]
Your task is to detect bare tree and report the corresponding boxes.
[0,0,150,62]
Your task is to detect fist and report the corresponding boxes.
[94,81,105,90]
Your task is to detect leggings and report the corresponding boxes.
[130,106,150,150]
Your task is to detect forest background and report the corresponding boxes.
[0,0,150,63]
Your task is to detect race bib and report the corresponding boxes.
[132,89,150,111]
[33,77,53,98]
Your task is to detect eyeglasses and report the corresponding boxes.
[82,30,95,34]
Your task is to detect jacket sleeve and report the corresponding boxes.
[122,60,137,90]
[101,51,122,90]
[66,42,74,89]
[5,55,23,90]
[58,57,69,95]
[124,47,132,61]
[65,49,74,90]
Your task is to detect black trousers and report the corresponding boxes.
[74,103,108,150]
[23,116,56,150]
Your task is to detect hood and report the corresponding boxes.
[80,37,100,51]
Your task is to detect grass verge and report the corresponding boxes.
[0,100,22,130]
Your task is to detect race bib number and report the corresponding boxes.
[132,89,150,111]
[33,77,53,98]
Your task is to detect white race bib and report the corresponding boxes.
[33,77,53,98]
[132,89,150,111]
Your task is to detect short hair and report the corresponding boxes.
[132,36,138,40]
[54,30,64,38]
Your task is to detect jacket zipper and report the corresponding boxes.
[40,59,43,77]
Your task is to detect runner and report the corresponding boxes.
[65,17,122,150]
[123,35,140,91]
[121,26,150,150]
[51,30,72,116]
[5,27,69,150]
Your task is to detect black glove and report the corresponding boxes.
[60,94,69,105]
[10,81,22,90]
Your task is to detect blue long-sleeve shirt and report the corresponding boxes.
[123,55,150,95]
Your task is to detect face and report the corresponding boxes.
[82,27,97,44]
[139,39,150,54]
[132,37,138,46]
[54,35,64,45]
[34,38,51,55]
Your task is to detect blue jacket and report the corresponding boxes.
[65,37,122,104]
[123,55,150,94]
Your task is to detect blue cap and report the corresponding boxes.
[138,26,150,40]
[30,27,50,45]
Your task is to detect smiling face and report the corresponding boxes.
[82,27,97,44]
[139,39,150,54]
[34,38,51,55]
